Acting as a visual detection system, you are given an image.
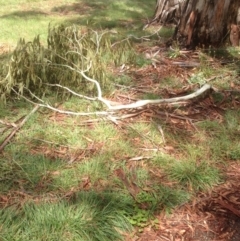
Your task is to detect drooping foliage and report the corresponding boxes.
[0,25,135,102]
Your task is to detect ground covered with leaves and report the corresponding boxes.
[122,48,240,241]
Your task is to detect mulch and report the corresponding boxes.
[123,47,240,241]
[129,162,240,241]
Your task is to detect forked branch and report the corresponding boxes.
[10,29,212,117]
[18,67,212,116]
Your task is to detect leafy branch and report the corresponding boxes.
[1,25,212,120]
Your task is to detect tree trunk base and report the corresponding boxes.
[150,0,240,48]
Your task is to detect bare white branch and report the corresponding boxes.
[11,88,113,116]
[107,84,212,110]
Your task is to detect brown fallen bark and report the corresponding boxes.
[217,199,240,218]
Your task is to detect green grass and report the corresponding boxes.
[127,122,165,148]
[195,110,240,161]
[0,151,64,193]
[159,76,182,89]
[1,93,238,239]
[166,160,220,191]
[0,192,132,241]
[1,0,240,240]
[0,0,156,47]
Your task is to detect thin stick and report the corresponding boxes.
[0,105,39,153]
[157,124,166,144]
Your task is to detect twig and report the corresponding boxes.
[0,105,39,153]
[114,84,153,94]
[127,125,159,149]
[32,138,72,148]
[153,110,195,121]
[128,156,153,161]
[172,61,200,68]
[0,120,17,127]
[157,124,166,144]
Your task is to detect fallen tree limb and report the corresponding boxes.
[47,62,212,111]
[10,50,212,120]
[15,83,212,119]
[0,105,39,153]
[108,84,212,110]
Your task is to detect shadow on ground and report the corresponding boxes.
[50,0,155,29]
[1,10,47,19]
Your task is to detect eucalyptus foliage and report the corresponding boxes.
[0,25,135,102]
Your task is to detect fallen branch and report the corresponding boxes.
[46,60,212,111]
[0,105,39,153]
[19,77,212,118]
[10,42,212,119]
[108,84,212,110]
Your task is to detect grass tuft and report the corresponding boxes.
[167,160,221,192]
[0,192,132,241]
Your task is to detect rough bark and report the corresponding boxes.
[150,0,182,25]
[151,0,240,47]
[230,24,240,46]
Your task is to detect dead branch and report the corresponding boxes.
[9,29,212,119]
[107,84,212,110]
[0,105,39,153]
[17,80,212,119]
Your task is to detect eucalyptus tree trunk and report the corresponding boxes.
[151,0,240,47]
